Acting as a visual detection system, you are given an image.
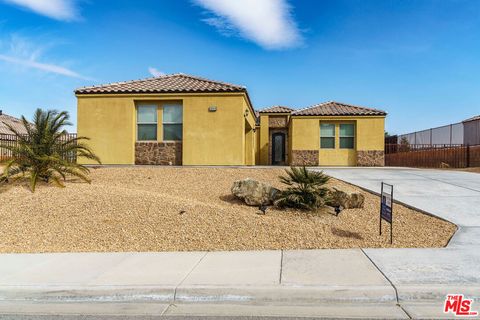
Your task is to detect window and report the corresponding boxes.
[340,124,355,149]
[320,123,335,149]
[163,104,183,141]
[137,105,157,141]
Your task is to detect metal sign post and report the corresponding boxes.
[379,182,394,244]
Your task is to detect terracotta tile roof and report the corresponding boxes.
[463,115,480,123]
[0,112,28,135]
[75,73,247,94]
[292,101,386,116]
[258,106,294,114]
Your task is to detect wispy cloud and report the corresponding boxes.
[1,0,79,21]
[0,35,90,80]
[193,0,303,50]
[148,67,165,77]
[0,54,90,79]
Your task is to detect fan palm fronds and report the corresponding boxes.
[0,108,101,191]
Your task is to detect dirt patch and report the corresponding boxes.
[0,167,456,253]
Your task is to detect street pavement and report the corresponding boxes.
[0,167,479,319]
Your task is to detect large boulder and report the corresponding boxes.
[327,187,365,209]
[231,179,280,206]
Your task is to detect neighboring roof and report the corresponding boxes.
[0,112,28,135]
[292,101,387,116]
[75,73,247,95]
[258,106,294,114]
[463,115,480,123]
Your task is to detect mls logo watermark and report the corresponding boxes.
[379,182,393,244]
[444,294,478,317]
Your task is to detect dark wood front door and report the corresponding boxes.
[272,132,286,165]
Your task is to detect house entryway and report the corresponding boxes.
[272,132,286,165]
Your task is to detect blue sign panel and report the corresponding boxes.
[379,182,394,244]
[381,185,393,223]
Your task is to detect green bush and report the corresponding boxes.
[0,108,101,191]
[274,166,330,211]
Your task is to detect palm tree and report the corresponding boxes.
[274,167,330,211]
[0,108,100,191]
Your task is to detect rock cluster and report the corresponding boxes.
[231,178,279,206]
[231,179,364,210]
[327,188,365,209]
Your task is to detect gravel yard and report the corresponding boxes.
[0,167,456,253]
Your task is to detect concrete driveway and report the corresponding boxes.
[321,167,480,245]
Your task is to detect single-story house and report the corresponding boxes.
[76,74,386,166]
[0,110,29,160]
[0,110,28,135]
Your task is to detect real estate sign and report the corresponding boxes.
[379,182,394,244]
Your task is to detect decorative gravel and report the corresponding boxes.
[0,167,456,253]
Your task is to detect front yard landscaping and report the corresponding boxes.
[0,167,456,253]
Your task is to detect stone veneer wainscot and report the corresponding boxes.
[135,142,182,165]
[291,150,319,166]
[357,150,384,166]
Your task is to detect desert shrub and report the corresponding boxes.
[0,108,101,191]
[274,166,330,210]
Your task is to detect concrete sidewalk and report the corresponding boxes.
[0,248,478,318]
[0,250,395,304]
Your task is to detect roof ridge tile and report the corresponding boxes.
[292,101,386,116]
[75,73,246,94]
[258,105,294,113]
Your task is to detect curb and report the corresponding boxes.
[0,284,396,305]
[396,285,480,302]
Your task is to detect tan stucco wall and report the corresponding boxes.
[77,93,255,165]
[290,116,385,166]
[244,122,255,166]
[255,125,261,165]
[259,115,269,165]
[77,96,136,165]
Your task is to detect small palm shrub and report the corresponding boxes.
[0,108,101,191]
[274,167,330,211]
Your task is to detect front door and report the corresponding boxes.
[272,132,286,165]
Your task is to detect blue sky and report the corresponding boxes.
[0,0,479,134]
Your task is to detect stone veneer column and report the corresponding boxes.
[357,150,385,167]
[291,150,319,166]
[135,142,182,165]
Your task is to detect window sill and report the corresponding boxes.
[136,140,182,143]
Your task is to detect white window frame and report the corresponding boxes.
[137,104,158,141]
[320,123,336,149]
[339,123,355,149]
[162,104,183,141]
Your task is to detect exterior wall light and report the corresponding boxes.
[208,106,217,112]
